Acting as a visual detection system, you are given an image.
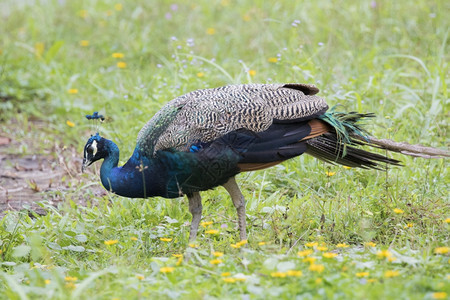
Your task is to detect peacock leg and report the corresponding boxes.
[187,192,203,241]
[223,177,247,241]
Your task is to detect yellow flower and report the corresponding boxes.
[248,70,256,76]
[221,272,231,277]
[196,72,205,78]
[176,256,183,266]
[258,242,266,246]
[242,14,251,22]
[172,254,183,258]
[222,277,237,283]
[135,275,144,280]
[270,271,287,278]
[117,62,127,68]
[66,282,76,289]
[230,243,240,249]
[200,221,213,227]
[326,171,336,176]
[104,240,118,245]
[388,256,397,262]
[286,270,302,277]
[365,242,376,248]
[235,277,247,282]
[68,89,78,94]
[315,278,323,284]
[210,259,223,265]
[406,223,414,228]
[343,166,352,169]
[317,246,328,251]
[432,292,448,299]
[356,272,369,277]
[434,247,449,254]
[393,208,404,214]
[377,250,392,258]
[64,276,78,282]
[205,229,219,234]
[302,257,317,264]
[309,264,325,273]
[445,218,450,224]
[297,249,314,257]
[112,52,124,58]
[323,252,338,258]
[367,278,377,283]
[45,279,51,284]
[305,242,318,248]
[160,238,172,242]
[384,270,400,278]
[78,10,88,18]
[206,28,216,35]
[114,3,123,11]
[66,120,75,127]
[79,40,89,47]
[213,251,224,257]
[130,237,138,241]
[267,57,278,63]
[336,243,349,248]
[160,267,175,273]
[189,243,199,248]
[236,240,248,247]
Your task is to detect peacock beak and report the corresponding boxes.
[81,157,92,172]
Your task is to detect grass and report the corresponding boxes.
[0,0,449,299]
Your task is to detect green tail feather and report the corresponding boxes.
[318,107,374,157]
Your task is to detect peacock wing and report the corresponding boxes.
[149,83,327,152]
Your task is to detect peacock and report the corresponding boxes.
[82,83,448,241]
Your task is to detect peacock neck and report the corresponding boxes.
[99,139,120,191]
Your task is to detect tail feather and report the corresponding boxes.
[310,109,448,168]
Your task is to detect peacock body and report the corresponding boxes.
[82,83,448,241]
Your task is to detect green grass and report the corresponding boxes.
[0,0,449,299]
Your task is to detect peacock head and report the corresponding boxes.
[82,133,107,172]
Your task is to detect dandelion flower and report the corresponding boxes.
[189,243,199,248]
[432,292,448,299]
[336,243,349,248]
[114,3,123,11]
[160,267,175,273]
[200,221,213,227]
[221,272,231,277]
[445,218,450,224]
[213,251,224,257]
[112,52,124,58]
[388,257,397,262]
[343,166,352,169]
[223,277,237,283]
[393,208,404,214]
[406,223,414,228]
[68,89,78,94]
[210,259,223,265]
[298,249,313,257]
[267,57,278,63]
[66,121,75,127]
[205,229,219,234]
[258,242,266,246]
[365,242,376,248]
[135,275,144,280]
[206,28,216,35]
[367,278,377,283]
[302,257,317,264]
[286,270,302,277]
[323,252,338,258]
[356,272,369,277]
[196,72,205,78]
[64,276,78,282]
[384,270,400,278]
[45,279,51,284]
[377,250,392,258]
[117,62,127,68]
[309,264,325,273]
[434,247,449,254]
[104,240,118,245]
[236,240,248,247]
[248,70,256,76]
[305,242,318,248]
[160,238,172,242]
[317,246,328,251]
[176,256,183,266]
[79,40,89,47]
[130,237,138,241]
[270,271,287,278]
[326,171,336,177]
[172,254,183,258]
[230,243,240,249]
